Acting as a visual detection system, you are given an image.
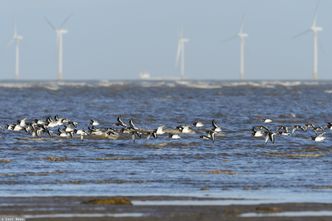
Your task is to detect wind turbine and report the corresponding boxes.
[294,2,322,80]
[45,15,72,81]
[225,16,248,80]
[8,24,23,80]
[238,19,248,81]
[176,31,189,79]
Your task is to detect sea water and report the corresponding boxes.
[0,80,331,203]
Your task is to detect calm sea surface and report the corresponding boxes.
[0,80,331,202]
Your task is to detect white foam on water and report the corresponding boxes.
[42,83,60,91]
[0,82,35,89]
[97,80,127,87]
[0,80,326,90]
[220,81,304,88]
[174,80,222,89]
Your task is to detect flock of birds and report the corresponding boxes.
[4,116,332,144]
[252,119,332,143]
[4,116,222,142]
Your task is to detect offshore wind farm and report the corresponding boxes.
[0,1,330,81]
[1,1,332,221]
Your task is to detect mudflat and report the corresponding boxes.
[0,196,332,221]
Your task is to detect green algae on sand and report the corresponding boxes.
[82,197,133,205]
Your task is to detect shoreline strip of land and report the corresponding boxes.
[0,196,332,221]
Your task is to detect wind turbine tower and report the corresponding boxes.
[238,20,248,80]
[8,25,23,80]
[225,17,248,80]
[311,17,322,80]
[45,15,72,80]
[176,32,189,79]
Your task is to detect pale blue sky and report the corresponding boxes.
[0,0,331,80]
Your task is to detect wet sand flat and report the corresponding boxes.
[0,196,332,221]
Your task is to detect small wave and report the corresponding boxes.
[175,81,222,89]
[220,81,304,88]
[56,81,90,87]
[97,80,127,87]
[0,82,35,89]
[0,81,89,90]
[140,81,173,88]
[43,83,60,91]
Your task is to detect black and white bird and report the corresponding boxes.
[131,130,142,142]
[154,126,165,135]
[57,128,73,138]
[312,132,326,142]
[263,118,273,123]
[264,131,277,144]
[6,124,15,130]
[146,131,157,140]
[115,116,128,127]
[12,124,24,131]
[169,133,181,139]
[252,126,269,137]
[252,126,276,144]
[88,127,105,136]
[193,121,204,128]
[211,120,222,132]
[177,125,193,134]
[129,119,139,130]
[90,119,100,127]
[18,118,27,127]
[326,122,332,130]
[200,130,216,142]
[32,125,51,137]
[64,125,75,133]
[277,125,290,136]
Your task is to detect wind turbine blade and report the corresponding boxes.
[14,19,17,36]
[311,0,321,27]
[60,14,73,28]
[313,0,321,22]
[44,17,56,30]
[240,14,245,32]
[293,29,310,39]
[223,34,238,42]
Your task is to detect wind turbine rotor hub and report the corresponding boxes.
[238,33,248,38]
[56,29,68,34]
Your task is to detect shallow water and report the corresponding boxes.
[240,211,332,217]
[23,213,145,219]
[0,80,331,202]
